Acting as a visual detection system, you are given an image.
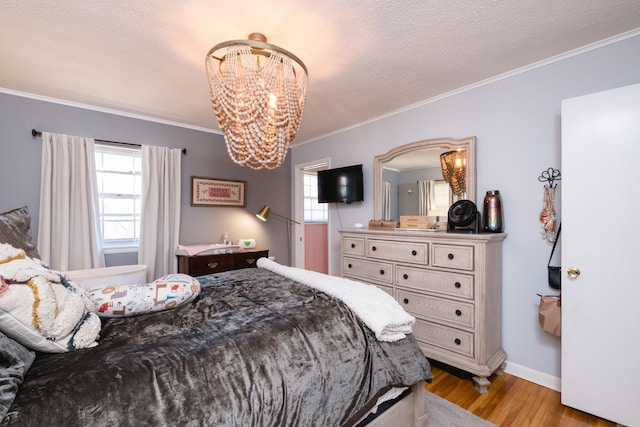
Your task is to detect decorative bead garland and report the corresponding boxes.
[206,45,308,170]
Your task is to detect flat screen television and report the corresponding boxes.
[317,164,364,204]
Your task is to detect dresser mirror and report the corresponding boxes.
[373,136,476,221]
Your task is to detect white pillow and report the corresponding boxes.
[85,274,201,317]
[0,243,101,353]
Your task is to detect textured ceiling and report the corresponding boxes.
[2,0,640,145]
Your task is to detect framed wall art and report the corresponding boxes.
[191,176,246,207]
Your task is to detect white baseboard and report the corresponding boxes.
[504,361,561,392]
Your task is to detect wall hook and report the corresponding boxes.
[538,168,561,188]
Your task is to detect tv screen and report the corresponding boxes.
[317,164,364,204]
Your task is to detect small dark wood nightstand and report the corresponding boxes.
[177,248,269,276]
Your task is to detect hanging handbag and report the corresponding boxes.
[537,294,561,337]
[548,223,561,290]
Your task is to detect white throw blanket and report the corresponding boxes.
[257,258,415,342]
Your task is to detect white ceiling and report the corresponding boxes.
[2,1,640,145]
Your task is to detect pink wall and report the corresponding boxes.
[304,223,328,274]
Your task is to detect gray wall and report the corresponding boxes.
[0,93,292,266]
[291,34,640,383]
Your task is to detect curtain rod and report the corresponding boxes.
[31,129,186,155]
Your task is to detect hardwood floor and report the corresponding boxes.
[425,366,617,426]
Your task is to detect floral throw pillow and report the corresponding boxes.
[86,274,201,317]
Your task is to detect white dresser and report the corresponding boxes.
[339,228,506,393]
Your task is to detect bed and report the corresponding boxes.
[0,207,433,426]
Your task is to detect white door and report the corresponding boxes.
[561,83,640,426]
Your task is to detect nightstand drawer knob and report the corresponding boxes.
[372,246,377,251]
[403,274,409,280]
[351,243,356,248]
[379,269,385,275]
[348,263,353,269]
[455,309,462,316]
[454,338,461,345]
[411,250,417,256]
[448,253,454,260]
[246,258,255,264]
[207,262,219,269]
[403,298,409,304]
[454,282,461,288]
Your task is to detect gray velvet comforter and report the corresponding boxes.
[4,267,432,426]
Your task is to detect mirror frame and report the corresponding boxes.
[373,136,476,220]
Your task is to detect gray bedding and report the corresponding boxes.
[3,267,432,426]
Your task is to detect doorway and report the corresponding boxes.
[293,159,330,272]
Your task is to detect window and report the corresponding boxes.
[303,172,327,222]
[94,144,142,247]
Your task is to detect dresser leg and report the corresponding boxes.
[472,375,491,394]
[494,362,506,376]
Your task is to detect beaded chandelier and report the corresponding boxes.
[205,33,308,170]
[440,150,467,196]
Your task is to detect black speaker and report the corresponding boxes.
[447,200,481,233]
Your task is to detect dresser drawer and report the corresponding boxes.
[413,318,474,358]
[367,240,428,265]
[343,257,393,284]
[342,275,394,298]
[396,266,474,299]
[343,237,365,256]
[397,290,474,328]
[432,244,474,271]
[185,255,234,276]
[375,284,394,297]
[233,251,266,269]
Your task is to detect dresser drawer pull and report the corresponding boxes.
[348,263,353,269]
[403,273,409,280]
[207,262,219,269]
[379,269,385,275]
[372,246,377,251]
[245,258,255,265]
[403,298,409,304]
[411,250,417,256]
[454,338,461,345]
[448,253,454,260]
[351,243,356,248]
[455,309,462,316]
[454,282,461,288]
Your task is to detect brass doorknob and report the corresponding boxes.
[567,267,581,278]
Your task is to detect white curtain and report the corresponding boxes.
[382,181,391,220]
[418,180,429,216]
[138,145,182,282]
[37,132,104,270]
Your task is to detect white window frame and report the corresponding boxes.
[303,172,328,223]
[94,143,142,250]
